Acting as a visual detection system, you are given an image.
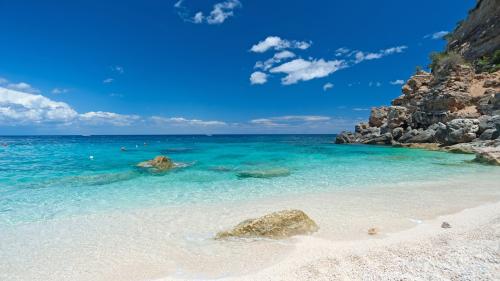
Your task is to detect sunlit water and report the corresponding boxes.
[0,135,499,280]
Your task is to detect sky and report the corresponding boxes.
[0,0,475,135]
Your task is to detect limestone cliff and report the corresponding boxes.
[335,0,500,163]
[447,0,500,61]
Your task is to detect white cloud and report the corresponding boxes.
[250,36,311,53]
[151,116,226,126]
[390,79,405,85]
[424,31,449,40]
[175,0,241,25]
[109,93,124,98]
[335,47,350,57]
[78,111,140,126]
[6,82,40,94]
[352,45,407,63]
[353,107,370,111]
[0,87,78,125]
[250,71,268,85]
[193,12,204,23]
[369,81,382,87]
[250,115,331,127]
[103,78,114,84]
[270,58,346,85]
[323,82,334,91]
[51,88,69,94]
[0,77,8,85]
[255,50,296,71]
[111,66,124,74]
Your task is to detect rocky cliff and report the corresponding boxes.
[447,0,500,61]
[336,0,500,164]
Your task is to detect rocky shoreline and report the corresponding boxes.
[336,0,500,165]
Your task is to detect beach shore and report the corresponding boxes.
[208,201,500,281]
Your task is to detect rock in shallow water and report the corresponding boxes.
[473,148,500,165]
[137,155,175,172]
[237,168,290,179]
[215,209,318,239]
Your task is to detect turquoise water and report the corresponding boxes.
[0,135,496,225]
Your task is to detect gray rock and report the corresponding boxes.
[335,131,357,144]
[443,118,480,145]
[392,127,404,140]
[441,222,451,229]
[362,132,393,145]
[369,107,389,127]
[479,129,499,140]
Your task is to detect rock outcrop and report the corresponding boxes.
[446,0,500,61]
[215,209,318,239]
[137,155,175,172]
[335,0,500,164]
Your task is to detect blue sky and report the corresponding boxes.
[0,0,474,134]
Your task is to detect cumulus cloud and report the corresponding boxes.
[5,82,41,94]
[390,79,405,85]
[323,82,334,91]
[175,0,241,25]
[250,71,268,85]
[352,45,407,64]
[270,58,346,85]
[51,88,69,94]
[0,77,8,84]
[424,31,449,40]
[0,87,78,125]
[254,50,296,71]
[250,36,311,53]
[79,111,140,126]
[151,116,226,126]
[103,78,114,84]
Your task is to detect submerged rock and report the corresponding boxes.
[473,148,500,165]
[137,155,175,172]
[237,168,290,179]
[215,209,318,239]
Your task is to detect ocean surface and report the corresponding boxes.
[0,134,498,226]
[1,135,500,280]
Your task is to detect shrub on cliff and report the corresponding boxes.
[429,51,465,79]
[476,50,500,73]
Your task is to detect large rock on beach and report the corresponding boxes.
[137,155,175,172]
[215,209,319,239]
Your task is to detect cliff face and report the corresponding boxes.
[335,0,500,163]
[447,0,500,61]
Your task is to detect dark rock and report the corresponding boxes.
[335,131,357,144]
[443,118,480,145]
[441,222,451,229]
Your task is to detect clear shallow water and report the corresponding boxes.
[0,134,498,225]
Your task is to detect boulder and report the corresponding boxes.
[442,118,480,145]
[355,122,369,133]
[215,209,319,239]
[362,132,393,145]
[137,155,175,171]
[392,127,404,140]
[369,107,389,127]
[386,106,409,129]
[399,127,437,143]
[335,131,357,144]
